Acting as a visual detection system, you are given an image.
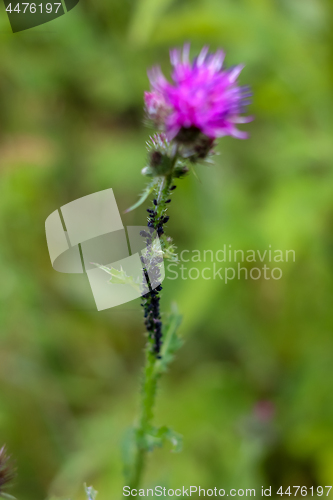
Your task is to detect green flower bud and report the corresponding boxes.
[148,150,173,176]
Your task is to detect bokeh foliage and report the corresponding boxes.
[0,0,333,498]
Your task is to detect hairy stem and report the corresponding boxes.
[128,162,177,487]
[129,347,159,489]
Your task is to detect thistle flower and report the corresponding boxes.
[144,44,252,142]
[126,43,253,491]
[0,446,16,499]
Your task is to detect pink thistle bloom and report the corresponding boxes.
[144,44,252,141]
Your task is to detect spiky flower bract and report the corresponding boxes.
[145,43,252,142]
[0,446,16,499]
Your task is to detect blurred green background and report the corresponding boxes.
[0,0,333,498]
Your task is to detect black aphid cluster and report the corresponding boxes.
[140,187,176,356]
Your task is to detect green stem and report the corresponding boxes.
[128,151,179,489]
[129,347,159,489]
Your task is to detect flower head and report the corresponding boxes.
[144,44,252,142]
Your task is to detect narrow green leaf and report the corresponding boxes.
[92,264,142,293]
[155,303,183,374]
[121,427,137,484]
[124,178,159,213]
[143,425,183,453]
[156,426,183,453]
